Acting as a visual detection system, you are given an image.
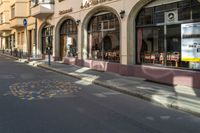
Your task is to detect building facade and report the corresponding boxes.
[31,0,200,89]
[0,0,35,56]
[1,0,200,88]
[0,0,11,51]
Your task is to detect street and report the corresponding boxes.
[0,54,200,133]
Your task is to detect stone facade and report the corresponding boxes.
[0,0,35,56]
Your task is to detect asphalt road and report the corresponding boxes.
[0,54,200,133]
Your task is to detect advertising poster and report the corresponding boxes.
[67,36,73,45]
[181,23,200,62]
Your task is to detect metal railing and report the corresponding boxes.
[0,49,30,59]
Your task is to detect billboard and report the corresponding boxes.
[181,22,200,62]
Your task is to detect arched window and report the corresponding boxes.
[60,19,77,59]
[136,0,200,69]
[87,12,120,63]
[42,25,53,54]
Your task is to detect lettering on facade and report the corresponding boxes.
[182,34,200,38]
[58,0,65,2]
[59,8,73,15]
[80,0,112,9]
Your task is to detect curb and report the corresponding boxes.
[0,53,37,64]
[0,53,19,60]
[37,64,200,117]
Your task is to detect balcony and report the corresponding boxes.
[10,17,25,28]
[31,0,54,18]
[0,23,11,34]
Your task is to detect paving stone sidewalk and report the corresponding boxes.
[1,53,200,116]
[36,61,200,116]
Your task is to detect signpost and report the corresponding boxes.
[23,19,27,27]
[23,19,29,60]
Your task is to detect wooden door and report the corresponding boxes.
[60,36,67,60]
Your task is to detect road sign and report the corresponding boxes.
[23,19,27,27]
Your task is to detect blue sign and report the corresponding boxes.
[23,19,27,27]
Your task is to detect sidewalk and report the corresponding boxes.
[1,53,200,116]
[37,61,200,116]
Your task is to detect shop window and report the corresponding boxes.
[137,0,200,26]
[165,3,177,10]
[136,10,145,26]
[137,27,164,65]
[192,6,200,19]
[178,7,191,21]
[154,12,164,23]
[137,25,190,68]
[88,12,120,63]
[178,0,191,8]
[60,19,77,58]
[109,19,115,29]
[42,26,53,54]
[103,21,109,29]
[136,0,200,69]
[144,8,153,25]
[154,5,165,12]
[166,25,184,67]
[137,8,153,25]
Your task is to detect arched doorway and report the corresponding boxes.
[59,19,77,60]
[41,25,53,55]
[87,11,120,62]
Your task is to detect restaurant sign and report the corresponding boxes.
[181,22,200,62]
[59,8,73,15]
[81,0,112,9]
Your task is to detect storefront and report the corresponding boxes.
[41,25,53,55]
[136,0,200,69]
[30,0,200,88]
[59,19,77,60]
[87,11,120,63]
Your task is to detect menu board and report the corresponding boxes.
[181,23,200,62]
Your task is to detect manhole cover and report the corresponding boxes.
[9,80,80,100]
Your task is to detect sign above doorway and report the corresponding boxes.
[59,8,73,15]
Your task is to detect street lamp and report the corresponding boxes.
[76,19,81,25]
[120,10,125,19]
[46,44,52,66]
